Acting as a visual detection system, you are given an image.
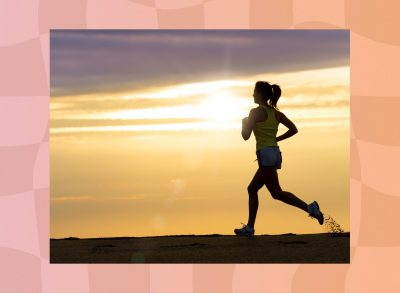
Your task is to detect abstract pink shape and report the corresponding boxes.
[351,33,400,97]
[0,97,48,146]
[249,0,293,28]
[345,0,400,46]
[34,188,49,259]
[293,0,345,27]
[292,263,350,292]
[351,95,400,146]
[86,0,158,28]
[358,140,400,196]
[233,264,299,293]
[131,0,156,7]
[39,0,87,33]
[33,142,49,190]
[358,184,400,246]
[41,261,90,293]
[0,144,38,195]
[39,33,50,91]
[350,120,356,139]
[350,179,361,247]
[0,0,39,47]
[0,191,40,256]
[150,264,193,293]
[0,248,41,293]
[155,0,202,9]
[346,247,400,292]
[157,4,205,28]
[0,38,48,95]
[204,0,250,28]
[193,264,235,293]
[293,21,342,28]
[350,138,361,181]
[88,265,150,293]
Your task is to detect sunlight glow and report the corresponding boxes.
[130,80,253,99]
[51,66,350,134]
[54,90,251,126]
[198,92,248,123]
[50,121,238,134]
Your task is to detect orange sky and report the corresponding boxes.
[50,66,349,238]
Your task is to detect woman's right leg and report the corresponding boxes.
[260,167,309,213]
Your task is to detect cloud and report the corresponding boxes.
[51,194,146,202]
[51,29,349,97]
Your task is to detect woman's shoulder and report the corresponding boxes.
[274,109,284,121]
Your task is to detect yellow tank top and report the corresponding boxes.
[253,105,279,150]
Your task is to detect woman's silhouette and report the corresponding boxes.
[234,81,324,236]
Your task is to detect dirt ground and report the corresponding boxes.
[50,232,350,263]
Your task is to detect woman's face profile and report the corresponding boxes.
[253,89,262,104]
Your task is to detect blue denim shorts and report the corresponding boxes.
[256,146,282,169]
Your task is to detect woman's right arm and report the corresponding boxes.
[276,112,298,142]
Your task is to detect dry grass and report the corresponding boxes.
[323,214,345,234]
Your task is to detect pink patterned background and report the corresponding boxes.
[1,0,399,292]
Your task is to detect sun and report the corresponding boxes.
[198,91,248,123]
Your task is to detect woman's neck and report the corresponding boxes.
[258,101,270,108]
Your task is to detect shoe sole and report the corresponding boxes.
[234,230,254,237]
[314,201,324,225]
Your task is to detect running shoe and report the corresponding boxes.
[234,222,255,236]
[308,201,324,225]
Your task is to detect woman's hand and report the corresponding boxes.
[241,110,257,141]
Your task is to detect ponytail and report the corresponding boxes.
[270,84,281,110]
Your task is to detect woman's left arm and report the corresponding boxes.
[241,109,257,140]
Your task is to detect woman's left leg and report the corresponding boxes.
[247,168,265,228]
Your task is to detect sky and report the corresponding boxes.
[50,29,350,238]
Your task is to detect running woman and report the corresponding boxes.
[234,81,324,236]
